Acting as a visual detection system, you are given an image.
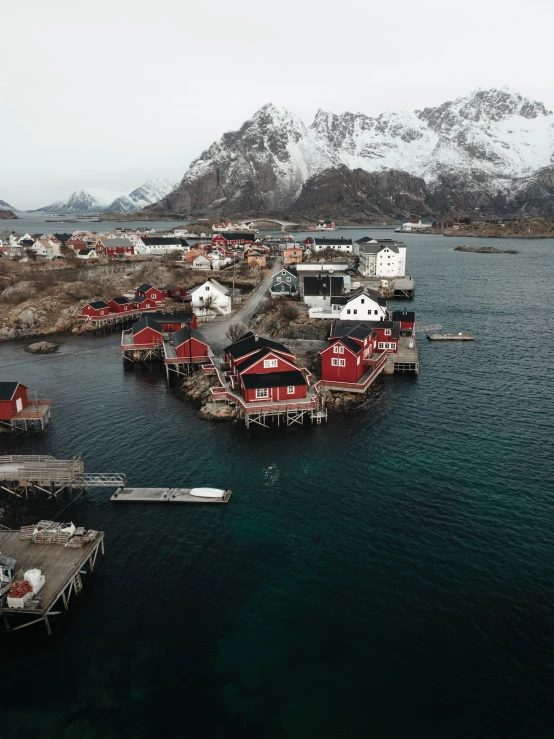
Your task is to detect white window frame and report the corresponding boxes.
[287,386,294,394]
[264,358,278,368]
[255,388,269,398]
[339,358,346,367]
[385,329,391,336]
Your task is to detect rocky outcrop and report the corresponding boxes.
[454,245,518,253]
[291,167,431,220]
[25,341,60,353]
[0,209,17,219]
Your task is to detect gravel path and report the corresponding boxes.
[199,258,282,354]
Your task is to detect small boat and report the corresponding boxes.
[189,487,228,499]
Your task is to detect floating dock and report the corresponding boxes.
[427,333,474,341]
[111,487,232,504]
[0,527,104,635]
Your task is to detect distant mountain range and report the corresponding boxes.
[0,199,16,210]
[143,88,554,220]
[35,178,175,215]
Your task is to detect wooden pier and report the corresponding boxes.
[0,454,126,501]
[0,527,104,635]
[111,487,232,504]
[427,333,474,341]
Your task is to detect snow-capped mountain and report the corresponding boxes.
[0,198,16,210]
[104,178,175,213]
[36,178,175,214]
[145,88,554,218]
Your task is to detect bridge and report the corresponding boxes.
[239,218,299,232]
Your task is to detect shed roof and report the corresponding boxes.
[172,325,208,347]
[303,275,344,297]
[242,370,307,389]
[132,316,163,335]
[308,237,352,246]
[136,283,153,293]
[110,296,130,304]
[0,382,22,401]
[345,287,387,306]
[87,301,109,309]
[145,312,195,325]
[225,332,292,360]
[98,237,133,247]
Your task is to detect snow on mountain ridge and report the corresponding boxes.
[37,178,175,214]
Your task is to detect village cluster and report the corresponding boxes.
[2,222,418,430]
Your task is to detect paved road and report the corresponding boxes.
[199,258,282,354]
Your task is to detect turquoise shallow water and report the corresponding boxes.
[0,231,553,738]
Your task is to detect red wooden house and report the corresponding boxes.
[0,382,30,419]
[145,312,198,331]
[223,333,308,403]
[321,323,381,384]
[68,237,88,251]
[171,326,210,363]
[121,316,163,350]
[159,285,191,301]
[96,237,135,257]
[211,232,256,248]
[223,332,296,374]
[330,320,400,355]
[392,311,415,333]
[237,348,308,402]
[135,284,165,306]
[107,296,133,314]
[133,296,157,312]
[80,300,110,319]
[0,382,52,429]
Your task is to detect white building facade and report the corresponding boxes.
[338,288,389,321]
[190,278,232,316]
[358,241,406,278]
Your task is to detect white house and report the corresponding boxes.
[304,237,353,254]
[192,254,211,270]
[336,287,389,322]
[358,240,406,278]
[31,238,60,259]
[190,278,232,316]
[76,248,98,260]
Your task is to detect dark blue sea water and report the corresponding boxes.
[1,231,554,738]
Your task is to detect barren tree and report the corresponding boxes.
[225,322,248,343]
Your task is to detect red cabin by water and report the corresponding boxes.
[80,301,110,319]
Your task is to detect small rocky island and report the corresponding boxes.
[454,245,519,254]
[25,341,60,354]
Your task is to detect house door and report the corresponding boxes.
[16,398,23,412]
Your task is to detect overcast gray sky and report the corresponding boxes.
[3,0,554,208]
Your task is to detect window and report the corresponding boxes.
[347,309,351,315]
[286,277,291,282]
[353,309,357,315]
[374,310,378,315]
[287,386,294,394]
[361,299,365,304]
[333,345,344,354]
[205,286,210,291]
[256,388,269,398]
[385,329,391,336]
[277,276,281,282]
[331,358,339,366]
[264,359,278,368]
[339,359,346,367]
